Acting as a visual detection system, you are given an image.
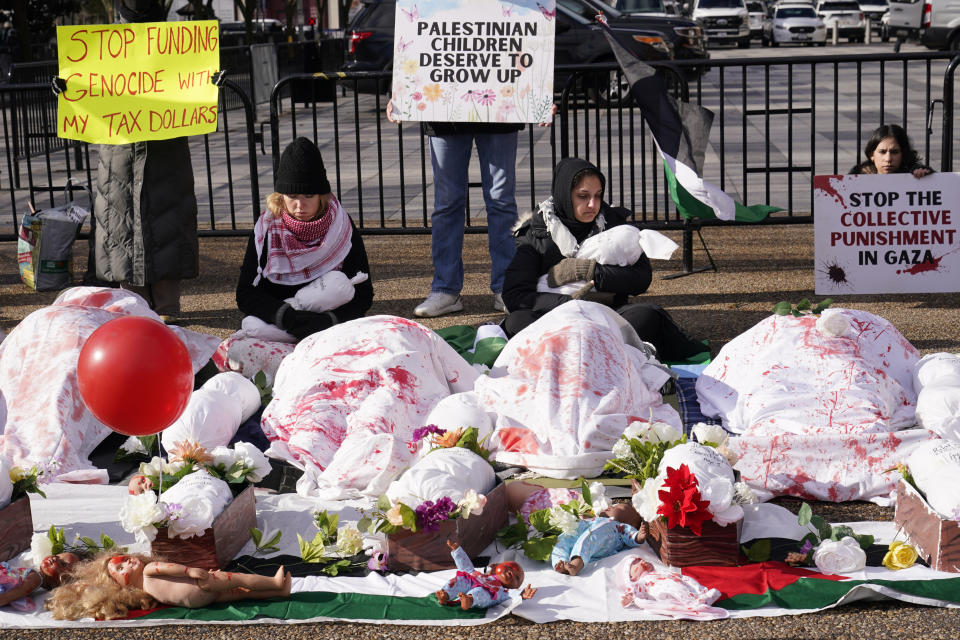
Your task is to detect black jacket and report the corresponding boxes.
[236,218,374,333]
[501,205,653,316]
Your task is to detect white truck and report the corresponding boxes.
[888,0,960,49]
[690,0,752,47]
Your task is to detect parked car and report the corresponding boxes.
[858,0,890,37]
[610,0,673,16]
[899,0,960,50]
[815,0,867,41]
[763,3,828,44]
[746,0,767,37]
[343,0,708,102]
[691,0,752,48]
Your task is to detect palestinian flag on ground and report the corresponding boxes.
[598,20,779,223]
[683,561,960,610]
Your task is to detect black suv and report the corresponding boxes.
[343,0,707,102]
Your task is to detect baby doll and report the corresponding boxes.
[553,503,648,576]
[0,562,42,612]
[46,551,291,620]
[435,540,536,610]
[39,552,82,589]
[128,473,153,495]
[618,555,727,620]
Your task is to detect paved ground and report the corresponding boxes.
[1,223,959,638]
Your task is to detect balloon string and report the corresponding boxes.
[156,435,164,495]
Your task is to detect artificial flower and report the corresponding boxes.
[168,440,213,466]
[412,424,445,443]
[210,446,237,470]
[367,549,389,571]
[733,482,758,505]
[699,477,744,526]
[612,438,631,459]
[336,525,364,556]
[623,420,682,445]
[548,506,580,535]
[813,537,866,574]
[717,442,740,467]
[23,532,55,570]
[416,497,458,532]
[8,465,28,483]
[233,441,272,482]
[588,481,611,514]
[692,423,729,447]
[432,428,464,449]
[657,464,712,535]
[120,436,148,456]
[386,503,405,527]
[119,491,166,544]
[816,310,851,338]
[882,541,919,570]
[631,475,664,522]
[458,489,487,519]
[163,493,216,539]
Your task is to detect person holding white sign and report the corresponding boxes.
[849,124,933,178]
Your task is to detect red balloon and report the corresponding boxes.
[77,316,194,437]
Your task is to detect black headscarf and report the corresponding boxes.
[550,158,607,242]
[119,0,166,23]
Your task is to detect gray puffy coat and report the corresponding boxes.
[93,138,199,285]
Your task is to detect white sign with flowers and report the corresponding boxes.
[391,0,555,123]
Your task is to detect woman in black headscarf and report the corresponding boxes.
[501,158,704,361]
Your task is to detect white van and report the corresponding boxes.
[691,0,752,47]
[889,0,960,48]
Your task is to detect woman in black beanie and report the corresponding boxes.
[236,137,373,340]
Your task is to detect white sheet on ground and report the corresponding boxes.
[262,315,478,499]
[0,287,220,483]
[475,301,679,479]
[696,308,931,504]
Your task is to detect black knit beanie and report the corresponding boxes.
[274,137,332,195]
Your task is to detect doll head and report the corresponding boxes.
[39,552,80,589]
[127,474,153,495]
[107,554,145,587]
[493,561,524,589]
[601,502,643,530]
[625,557,654,582]
[45,550,160,620]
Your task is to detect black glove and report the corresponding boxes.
[51,76,67,96]
[281,307,335,341]
[547,258,597,287]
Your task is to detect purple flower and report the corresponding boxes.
[800,540,814,555]
[163,502,185,522]
[476,89,496,106]
[415,496,457,532]
[367,550,389,572]
[412,424,445,443]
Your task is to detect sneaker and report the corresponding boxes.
[414,292,463,318]
[493,293,506,312]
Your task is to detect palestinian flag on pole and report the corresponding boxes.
[683,562,960,611]
[598,19,778,222]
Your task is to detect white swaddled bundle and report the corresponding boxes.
[537,226,679,294]
[913,353,960,442]
[386,447,495,508]
[240,271,370,343]
[161,372,262,452]
[907,439,960,520]
[157,469,234,539]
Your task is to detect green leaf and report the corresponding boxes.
[496,520,529,548]
[797,502,813,526]
[830,525,856,541]
[357,516,373,534]
[321,559,350,576]
[298,532,328,563]
[100,534,116,550]
[796,298,811,311]
[812,298,833,314]
[522,536,558,562]
[264,530,282,549]
[812,516,832,542]
[250,528,263,546]
[741,538,771,563]
[377,494,392,512]
[580,478,592,507]
[399,504,418,532]
[790,310,802,317]
[78,536,98,549]
[773,301,792,315]
[855,533,874,549]
[528,509,554,534]
[800,532,819,548]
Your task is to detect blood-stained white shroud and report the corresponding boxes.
[696,308,935,504]
[476,301,680,479]
[261,315,479,499]
[0,287,220,483]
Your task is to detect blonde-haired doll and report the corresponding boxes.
[46,551,291,620]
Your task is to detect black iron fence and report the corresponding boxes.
[1,50,959,242]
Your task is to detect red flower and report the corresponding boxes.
[656,464,713,536]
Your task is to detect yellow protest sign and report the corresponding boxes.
[56,21,220,144]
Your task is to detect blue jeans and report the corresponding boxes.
[428,131,519,295]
